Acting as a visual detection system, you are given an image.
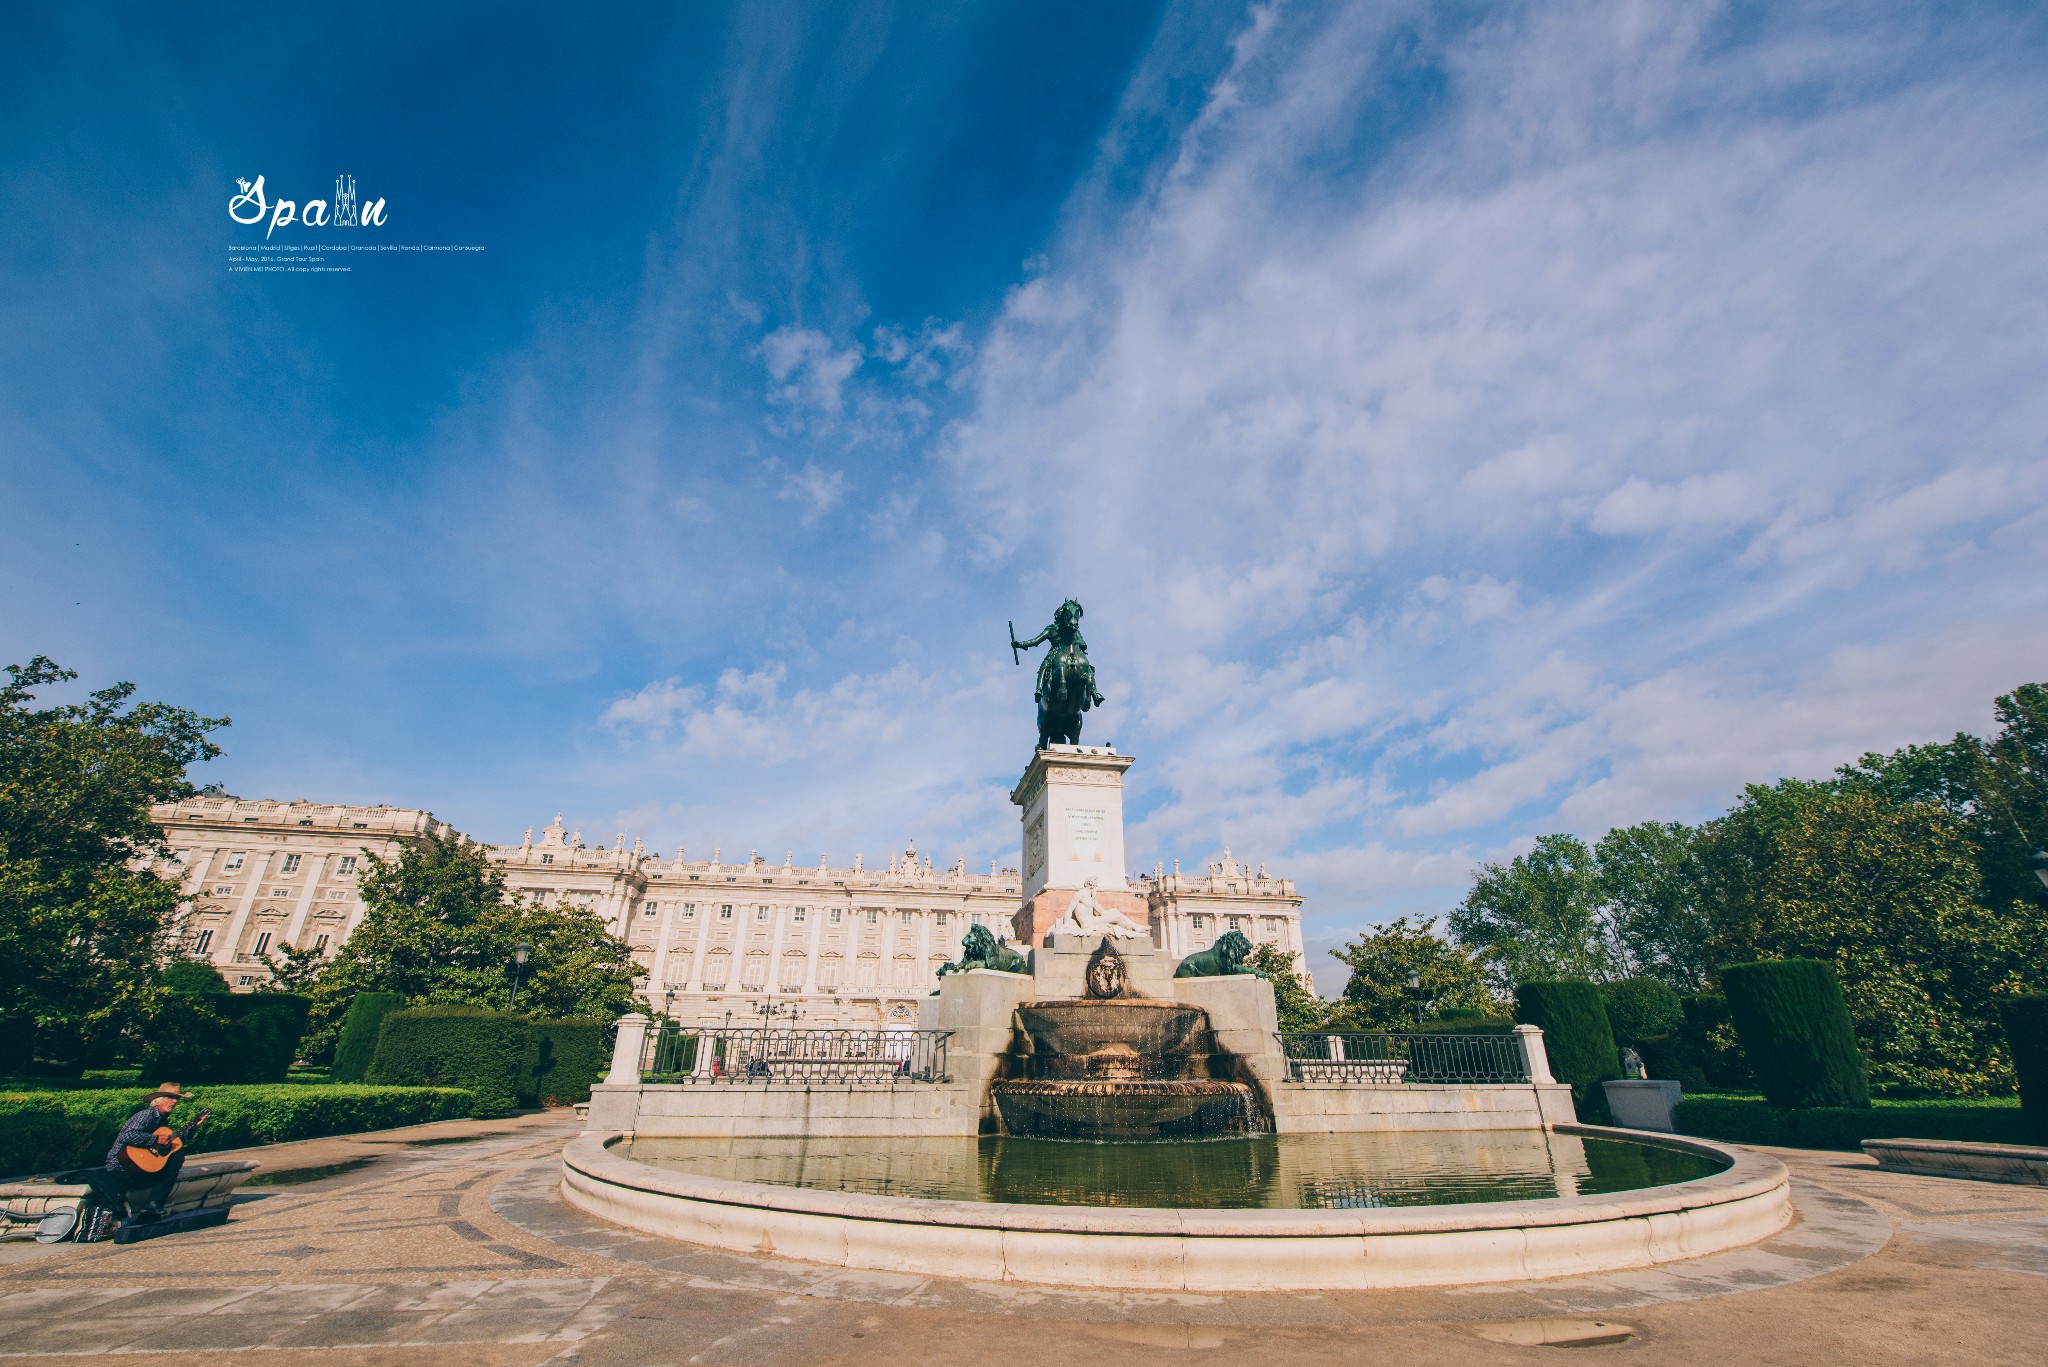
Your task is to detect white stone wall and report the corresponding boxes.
[153,802,1312,1007]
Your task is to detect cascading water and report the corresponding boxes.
[991,999,1270,1141]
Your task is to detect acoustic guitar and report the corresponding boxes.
[121,1110,210,1174]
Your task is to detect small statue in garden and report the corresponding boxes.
[1173,929,1266,979]
[938,923,1030,977]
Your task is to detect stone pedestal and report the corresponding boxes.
[1174,973,1287,1095]
[1011,745,1135,898]
[919,967,1037,1131]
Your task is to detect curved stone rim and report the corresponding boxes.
[563,1126,1784,1240]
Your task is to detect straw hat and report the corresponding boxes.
[150,1083,193,1101]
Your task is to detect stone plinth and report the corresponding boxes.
[1012,886,1150,947]
[1602,1079,1681,1132]
[919,967,1038,1132]
[1028,933,1178,999]
[1011,746,1135,905]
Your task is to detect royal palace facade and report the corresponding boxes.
[149,795,1308,1027]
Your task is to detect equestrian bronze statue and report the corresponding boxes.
[1010,599,1105,750]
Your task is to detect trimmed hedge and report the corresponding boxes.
[140,993,312,1085]
[520,1018,608,1107]
[331,993,406,1084]
[367,1007,527,1118]
[0,1084,474,1177]
[1721,959,1868,1109]
[2001,994,2048,1144]
[1673,1095,2026,1151]
[162,960,232,993]
[1514,980,1621,1122]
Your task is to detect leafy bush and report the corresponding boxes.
[1514,980,1621,1121]
[162,961,231,994]
[1679,993,1753,1092]
[140,993,311,1084]
[0,1083,474,1176]
[520,1018,609,1106]
[330,992,405,1084]
[1721,959,1869,1109]
[367,1006,527,1118]
[2001,994,2048,1144]
[1673,1095,2026,1150]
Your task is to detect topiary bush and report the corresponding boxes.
[367,1007,528,1118]
[1513,980,1621,1122]
[1720,959,1869,1109]
[2000,994,2048,1144]
[519,1018,610,1106]
[162,960,232,994]
[0,1084,475,1176]
[1602,977,1683,1050]
[1680,993,1753,1091]
[330,992,405,1084]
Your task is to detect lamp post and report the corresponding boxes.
[508,941,533,1013]
[1404,972,1433,1029]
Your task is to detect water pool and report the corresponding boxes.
[624,1129,1723,1210]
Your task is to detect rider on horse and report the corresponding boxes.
[1011,599,1105,749]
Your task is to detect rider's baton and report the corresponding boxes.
[1008,621,1019,666]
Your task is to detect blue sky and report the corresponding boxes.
[4,2,2046,991]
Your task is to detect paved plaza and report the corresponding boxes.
[2,1114,2044,1364]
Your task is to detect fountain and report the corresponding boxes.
[991,940,1269,1140]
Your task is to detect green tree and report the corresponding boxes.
[1245,943,1329,1033]
[1592,821,1712,990]
[1329,916,1496,1030]
[1729,787,2048,1095]
[0,658,227,1074]
[301,831,638,1061]
[1449,835,1614,993]
[1976,683,2048,915]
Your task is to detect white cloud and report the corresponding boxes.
[778,462,847,524]
[759,325,861,417]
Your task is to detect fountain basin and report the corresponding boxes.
[993,1078,1258,1139]
[560,1125,1791,1290]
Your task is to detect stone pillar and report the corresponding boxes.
[607,1013,650,1084]
[1513,1023,1556,1083]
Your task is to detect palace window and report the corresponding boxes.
[212,885,235,895]
[313,934,329,953]
[1190,914,1205,929]
[224,852,245,871]
[643,902,658,916]
[352,821,367,829]
[1228,916,1243,932]
[720,904,734,919]
[900,910,913,925]
[281,854,302,873]
[192,929,213,954]
[793,907,806,923]
[338,856,356,874]
[935,912,950,926]
[681,904,696,918]
[742,954,769,987]
[541,854,554,865]
[251,931,272,957]
[326,890,348,900]
[270,887,290,898]
[866,909,878,925]
[756,906,770,922]
[830,908,842,924]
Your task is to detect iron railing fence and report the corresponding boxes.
[640,1024,953,1086]
[1277,1031,1529,1085]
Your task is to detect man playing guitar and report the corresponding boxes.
[89,1084,209,1221]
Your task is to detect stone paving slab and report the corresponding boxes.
[1,1119,2044,1364]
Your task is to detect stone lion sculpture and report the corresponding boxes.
[938,922,1030,977]
[1173,929,1266,979]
